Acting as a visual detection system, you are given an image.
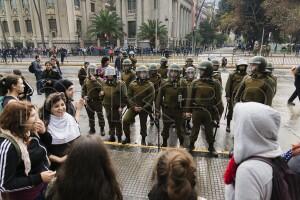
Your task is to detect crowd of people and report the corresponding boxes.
[0,49,299,200]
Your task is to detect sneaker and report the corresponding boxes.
[122,137,130,144]
[89,128,96,134]
[100,127,105,136]
[288,102,295,106]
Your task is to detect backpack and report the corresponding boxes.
[249,156,300,200]
[0,96,4,113]
[28,62,35,73]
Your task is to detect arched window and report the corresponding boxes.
[74,0,80,9]
[46,0,55,7]
[0,0,4,9]
[22,0,29,8]
[10,0,17,9]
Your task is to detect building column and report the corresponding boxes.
[116,0,121,46]
[4,0,14,46]
[66,0,76,41]
[28,0,38,47]
[54,0,62,38]
[122,0,128,46]
[136,0,142,45]
[16,0,27,47]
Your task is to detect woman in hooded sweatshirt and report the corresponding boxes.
[224,102,282,200]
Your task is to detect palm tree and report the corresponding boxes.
[137,20,167,48]
[88,9,123,47]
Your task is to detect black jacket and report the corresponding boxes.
[0,138,42,192]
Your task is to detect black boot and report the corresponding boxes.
[122,137,131,144]
[208,145,218,157]
[89,127,96,134]
[179,137,184,147]
[162,138,168,147]
[109,131,116,142]
[226,120,231,133]
[141,137,146,145]
[100,127,105,136]
[189,142,195,152]
[117,135,122,143]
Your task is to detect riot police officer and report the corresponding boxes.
[129,51,137,70]
[148,63,162,125]
[184,66,197,132]
[101,66,127,143]
[158,57,169,79]
[234,56,275,106]
[156,64,188,147]
[186,61,223,156]
[266,62,277,97]
[225,59,248,132]
[82,64,105,135]
[121,59,136,88]
[122,66,155,145]
[182,57,195,76]
[212,59,222,86]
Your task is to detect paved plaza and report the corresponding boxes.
[0,55,299,199]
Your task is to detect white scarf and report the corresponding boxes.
[1,128,31,175]
[47,113,80,145]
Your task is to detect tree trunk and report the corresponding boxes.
[32,0,46,49]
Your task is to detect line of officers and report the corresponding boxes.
[78,55,277,156]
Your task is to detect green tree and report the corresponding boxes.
[88,9,123,46]
[137,20,167,48]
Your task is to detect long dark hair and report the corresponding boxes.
[53,135,123,200]
[39,92,66,126]
[0,74,21,95]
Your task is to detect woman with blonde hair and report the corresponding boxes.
[149,149,205,200]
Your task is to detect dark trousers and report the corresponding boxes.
[104,106,122,137]
[123,108,149,138]
[86,100,105,129]
[288,83,300,103]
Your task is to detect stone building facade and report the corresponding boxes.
[116,0,198,47]
[0,0,104,48]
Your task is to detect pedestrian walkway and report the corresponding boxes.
[107,144,228,200]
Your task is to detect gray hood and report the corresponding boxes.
[233,102,282,164]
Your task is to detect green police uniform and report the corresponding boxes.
[234,73,275,106]
[212,59,222,86]
[158,65,169,79]
[225,66,247,132]
[212,71,222,86]
[121,70,136,88]
[78,66,87,86]
[156,64,188,146]
[234,56,275,106]
[159,57,169,79]
[187,61,223,154]
[82,78,105,133]
[102,79,127,142]
[266,63,277,97]
[122,67,155,144]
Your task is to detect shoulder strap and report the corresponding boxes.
[0,133,21,162]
